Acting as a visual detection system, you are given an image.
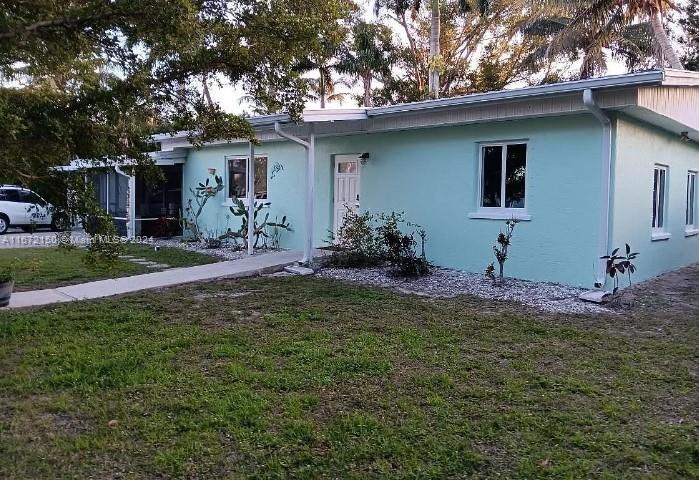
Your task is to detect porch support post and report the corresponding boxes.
[247,141,255,255]
[305,127,316,266]
[115,165,136,240]
[273,122,315,265]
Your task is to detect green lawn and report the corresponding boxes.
[1,277,697,479]
[0,244,219,291]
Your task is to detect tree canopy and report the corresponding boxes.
[0,0,355,218]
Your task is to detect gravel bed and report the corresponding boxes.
[317,266,612,315]
[152,238,278,261]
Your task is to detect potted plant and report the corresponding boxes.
[0,264,15,308]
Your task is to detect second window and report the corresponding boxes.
[227,156,268,200]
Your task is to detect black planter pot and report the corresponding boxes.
[0,280,14,308]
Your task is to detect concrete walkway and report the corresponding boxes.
[5,249,303,309]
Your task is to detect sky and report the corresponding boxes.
[207,0,689,114]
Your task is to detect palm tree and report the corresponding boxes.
[337,22,394,107]
[524,15,657,78]
[307,73,353,108]
[532,0,682,71]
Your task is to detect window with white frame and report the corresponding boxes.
[652,165,668,232]
[480,143,527,209]
[226,156,268,200]
[687,171,696,228]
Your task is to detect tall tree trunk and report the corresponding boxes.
[428,0,440,99]
[319,69,326,109]
[202,73,214,107]
[363,73,372,107]
[650,13,683,69]
[397,11,425,94]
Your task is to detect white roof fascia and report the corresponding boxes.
[367,71,666,117]
[302,109,368,122]
[661,69,699,87]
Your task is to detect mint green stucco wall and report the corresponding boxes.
[183,114,605,286]
[611,116,699,284]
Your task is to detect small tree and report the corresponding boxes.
[601,244,639,294]
[487,218,520,284]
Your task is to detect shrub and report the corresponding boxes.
[83,210,124,268]
[378,212,430,277]
[329,209,431,277]
[327,209,383,268]
[0,264,14,283]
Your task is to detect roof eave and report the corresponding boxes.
[367,70,667,117]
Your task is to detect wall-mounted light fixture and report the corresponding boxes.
[681,131,691,143]
[359,152,370,165]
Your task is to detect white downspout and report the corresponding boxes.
[274,122,315,265]
[247,141,255,255]
[114,165,136,239]
[583,89,612,287]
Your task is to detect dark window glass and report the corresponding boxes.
[228,158,247,199]
[653,167,667,229]
[652,169,658,227]
[687,173,696,226]
[658,169,666,228]
[481,146,502,207]
[505,144,527,208]
[228,157,268,200]
[0,189,20,202]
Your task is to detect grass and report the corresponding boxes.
[0,276,697,479]
[0,243,219,291]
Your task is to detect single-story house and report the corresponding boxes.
[104,69,699,288]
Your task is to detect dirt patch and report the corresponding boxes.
[624,263,699,322]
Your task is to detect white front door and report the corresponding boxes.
[333,154,361,238]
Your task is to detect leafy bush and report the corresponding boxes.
[377,212,430,277]
[328,209,383,267]
[328,209,431,277]
[83,210,124,268]
[0,264,14,283]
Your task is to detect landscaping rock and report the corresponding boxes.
[284,265,315,276]
[579,290,612,304]
[152,238,280,261]
[317,267,612,315]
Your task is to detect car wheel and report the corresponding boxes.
[0,215,8,235]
